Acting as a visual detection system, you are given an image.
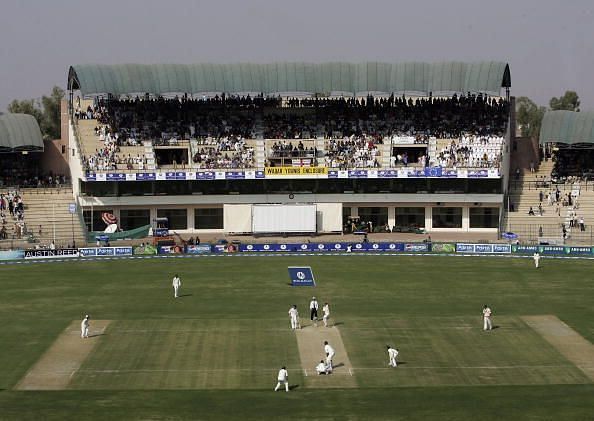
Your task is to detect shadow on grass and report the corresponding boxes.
[332,322,344,327]
[289,384,300,391]
[178,294,193,298]
[88,333,105,338]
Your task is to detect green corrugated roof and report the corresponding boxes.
[68,61,510,97]
[0,114,44,152]
[539,111,594,146]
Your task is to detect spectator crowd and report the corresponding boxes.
[76,93,508,171]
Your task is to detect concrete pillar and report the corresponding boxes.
[188,207,194,230]
[388,207,396,230]
[425,206,432,232]
[462,206,470,232]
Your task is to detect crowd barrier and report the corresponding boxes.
[2,242,594,262]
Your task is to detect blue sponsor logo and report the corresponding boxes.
[288,266,316,286]
[404,243,429,252]
[456,244,475,252]
[114,247,133,256]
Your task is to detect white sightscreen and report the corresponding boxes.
[224,204,253,233]
[252,204,317,234]
[315,203,343,233]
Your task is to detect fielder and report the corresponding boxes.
[274,366,289,392]
[482,304,493,331]
[288,305,300,329]
[172,274,181,298]
[81,314,90,338]
[310,297,319,326]
[322,302,330,327]
[316,360,331,375]
[324,341,335,369]
[533,252,540,268]
[387,345,399,367]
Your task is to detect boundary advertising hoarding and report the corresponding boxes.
[24,249,80,259]
[455,243,511,254]
[79,247,133,257]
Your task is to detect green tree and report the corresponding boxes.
[549,90,580,112]
[40,86,65,139]
[7,98,44,123]
[7,86,64,140]
[516,96,546,138]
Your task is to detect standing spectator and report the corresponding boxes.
[274,366,289,392]
[482,305,493,331]
[309,297,319,326]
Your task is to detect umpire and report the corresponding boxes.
[310,297,319,326]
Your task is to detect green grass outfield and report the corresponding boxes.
[1,254,594,420]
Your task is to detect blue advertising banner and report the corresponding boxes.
[157,245,185,254]
[136,172,156,181]
[84,168,503,181]
[288,266,316,286]
[186,244,212,254]
[564,246,593,255]
[0,250,25,260]
[456,243,511,254]
[237,242,430,253]
[79,247,133,257]
[512,245,539,254]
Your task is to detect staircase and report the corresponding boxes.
[75,119,149,171]
[381,141,392,167]
[502,160,594,244]
[20,187,87,247]
[255,139,266,168]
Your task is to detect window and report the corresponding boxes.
[120,209,150,230]
[194,208,223,229]
[157,209,187,230]
[357,207,388,231]
[395,207,425,229]
[432,207,462,228]
[469,207,500,228]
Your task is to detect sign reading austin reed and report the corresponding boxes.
[288,266,316,287]
[24,249,79,259]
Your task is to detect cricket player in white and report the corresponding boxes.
[81,315,90,338]
[387,345,399,367]
[316,360,328,375]
[310,297,319,326]
[483,305,493,331]
[172,274,181,298]
[324,341,335,369]
[288,305,300,329]
[274,366,289,392]
[533,252,540,268]
[322,302,330,327]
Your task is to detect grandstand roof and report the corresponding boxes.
[0,114,44,153]
[68,62,511,97]
[539,110,594,147]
